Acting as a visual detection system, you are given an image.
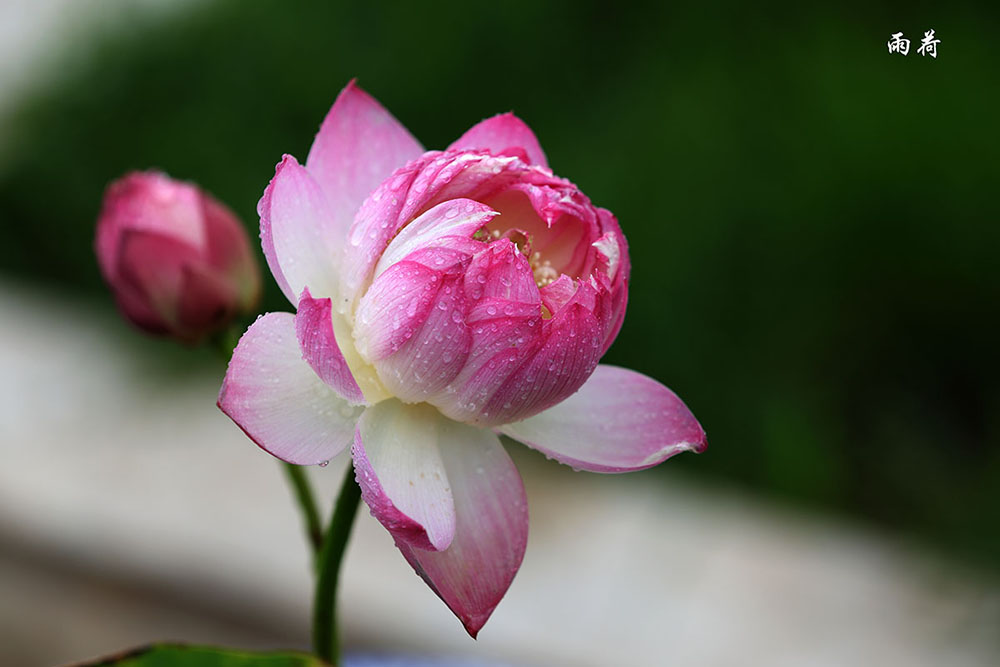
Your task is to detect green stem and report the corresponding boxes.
[312,463,362,664]
[283,463,324,556]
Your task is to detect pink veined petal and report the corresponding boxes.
[449,112,549,168]
[461,239,540,305]
[394,417,528,638]
[353,260,442,362]
[539,274,578,315]
[258,155,341,305]
[306,80,424,238]
[295,288,366,405]
[200,192,260,310]
[498,364,707,473]
[115,228,201,326]
[352,401,456,552]
[397,241,482,274]
[373,199,498,279]
[217,312,362,465]
[593,207,629,353]
[479,302,603,424]
[373,270,472,403]
[111,283,169,335]
[437,302,601,426]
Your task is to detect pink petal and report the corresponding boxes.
[295,288,366,405]
[199,192,260,310]
[395,418,528,637]
[373,199,498,279]
[174,262,240,341]
[449,112,549,168]
[594,207,629,353]
[461,238,540,305]
[353,260,442,362]
[355,263,472,403]
[352,401,456,551]
[479,302,602,424]
[258,155,341,305]
[306,80,424,237]
[539,274,578,314]
[111,284,169,336]
[115,229,200,325]
[499,365,707,472]
[218,312,362,465]
[437,301,601,426]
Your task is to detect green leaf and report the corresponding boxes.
[72,643,329,667]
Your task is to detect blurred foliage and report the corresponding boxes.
[1,1,998,565]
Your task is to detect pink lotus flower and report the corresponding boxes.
[218,81,706,636]
[96,171,260,343]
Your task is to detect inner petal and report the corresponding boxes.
[480,189,591,285]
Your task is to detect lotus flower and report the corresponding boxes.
[218,81,706,636]
[95,171,260,343]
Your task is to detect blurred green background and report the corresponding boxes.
[1,1,997,566]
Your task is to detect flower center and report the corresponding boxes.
[529,251,559,287]
[475,227,559,288]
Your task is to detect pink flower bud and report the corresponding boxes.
[95,171,260,343]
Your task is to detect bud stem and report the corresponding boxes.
[282,463,324,556]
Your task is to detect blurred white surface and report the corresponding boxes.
[1,282,999,667]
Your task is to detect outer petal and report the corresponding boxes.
[174,262,241,341]
[352,401,456,551]
[295,288,366,405]
[200,192,260,311]
[217,312,362,465]
[436,301,601,427]
[480,303,602,424]
[594,207,629,353]
[449,112,549,168]
[499,364,707,472]
[306,80,424,238]
[395,417,528,638]
[258,155,341,305]
[115,229,200,326]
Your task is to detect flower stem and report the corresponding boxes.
[312,463,362,664]
[282,463,324,556]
